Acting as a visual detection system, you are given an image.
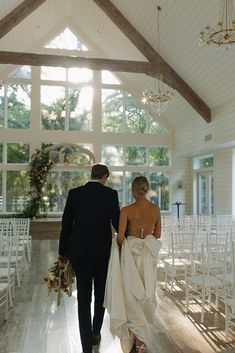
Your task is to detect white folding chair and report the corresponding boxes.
[185,242,224,323]
[225,240,235,342]
[0,228,13,320]
[163,230,195,293]
[0,219,16,307]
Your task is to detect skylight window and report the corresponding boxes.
[44,27,88,51]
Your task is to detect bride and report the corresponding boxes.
[104,176,162,353]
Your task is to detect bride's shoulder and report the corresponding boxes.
[121,203,134,213]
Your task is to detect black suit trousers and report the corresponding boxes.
[71,257,109,353]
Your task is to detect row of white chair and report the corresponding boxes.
[0,218,31,320]
[158,224,235,341]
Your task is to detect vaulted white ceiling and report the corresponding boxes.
[0,0,234,139]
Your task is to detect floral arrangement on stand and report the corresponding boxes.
[22,147,55,218]
[44,257,75,306]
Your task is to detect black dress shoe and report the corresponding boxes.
[92,333,101,345]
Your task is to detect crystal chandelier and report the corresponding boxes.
[199,0,235,48]
[142,6,175,114]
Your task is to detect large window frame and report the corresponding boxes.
[0,62,172,215]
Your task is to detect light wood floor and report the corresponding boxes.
[1,240,235,353]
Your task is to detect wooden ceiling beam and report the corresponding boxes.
[0,50,166,74]
[93,0,211,123]
[0,0,47,39]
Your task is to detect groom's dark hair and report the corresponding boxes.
[91,163,110,179]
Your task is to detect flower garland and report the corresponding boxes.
[23,147,55,218]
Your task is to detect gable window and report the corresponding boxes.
[44,27,88,51]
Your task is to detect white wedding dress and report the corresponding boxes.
[104,235,162,353]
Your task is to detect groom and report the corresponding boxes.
[59,163,120,353]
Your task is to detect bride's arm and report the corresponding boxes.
[117,208,128,247]
[153,206,161,239]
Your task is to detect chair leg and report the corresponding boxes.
[5,290,8,321]
[186,283,189,313]
[225,304,230,342]
[8,287,13,307]
[201,291,206,323]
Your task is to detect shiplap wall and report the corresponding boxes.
[214,148,233,215]
[169,156,192,217]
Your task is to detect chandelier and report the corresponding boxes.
[199,0,235,48]
[142,6,175,115]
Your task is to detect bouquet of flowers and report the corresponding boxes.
[44,257,75,306]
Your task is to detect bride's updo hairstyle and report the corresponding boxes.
[132,176,149,196]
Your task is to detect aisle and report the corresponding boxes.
[1,240,235,353]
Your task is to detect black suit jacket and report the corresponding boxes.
[59,181,120,259]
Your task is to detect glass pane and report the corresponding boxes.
[149,147,170,166]
[68,68,92,83]
[126,146,146,166]
[7,84,31,129]
[107,172,123,206]
[199,157,214,168]
[44,28,88,51]
[102,89,124,132]
[125,92,147,134]
[199,175,206,215]
[102,145,123,166]
[0,143,2,163]
[0,85,4,128]
[126,172,145,205]
[0,171,2,212]
[101,70,121,85]
[210,175,214,215]
[41,86,65,130]
[11,65,31,79]
[69,87,92,131]
[41,66,66,81]
[148,116,166,134]
[149,172,169,211]
[7,143,30,163]
[6,170,29,212]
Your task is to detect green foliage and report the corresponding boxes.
[22,147,55,218]
[7,84,30,129]
[7,143,30,163]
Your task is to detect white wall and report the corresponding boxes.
[169,155,192,217]
[214,148,233,215]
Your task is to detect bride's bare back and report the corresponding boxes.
[117,199,161,246]
[126,199,160,238]
[117,176,161,247]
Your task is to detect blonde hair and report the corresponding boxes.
[132,176,149,195]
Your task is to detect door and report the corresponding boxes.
[197,172,214,215]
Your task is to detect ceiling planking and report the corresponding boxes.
[0,0,47,39]
[93,0,211,123]
[0,0,234,131]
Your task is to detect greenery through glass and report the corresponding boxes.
[149,172,169,211]
[41,170,90,213]
[102,89,166,134]
[7,84,31,129]
[6,170,29,212]
[126,146,146,166]
[7,143,30,163]
[107,172,123,206]
[68,87,92,131]
[149,147,170,166]
[102,145,124,166]
[41,85,65,130]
